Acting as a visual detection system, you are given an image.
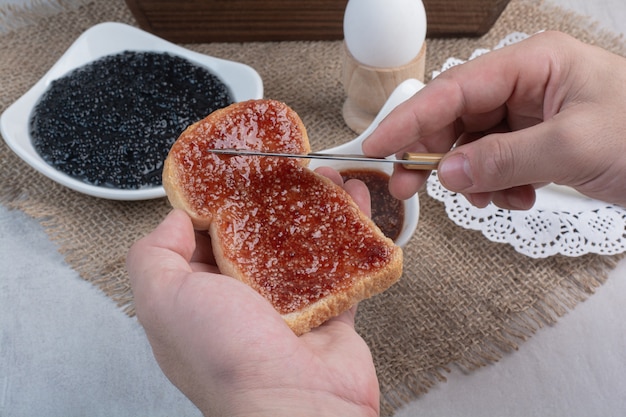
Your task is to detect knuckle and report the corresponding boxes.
[475,138,517,188]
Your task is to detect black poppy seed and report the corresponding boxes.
[29,51,233,190]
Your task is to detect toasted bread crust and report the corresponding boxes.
[163,99,402,335]
[162,118,209,227]
[282,246,402,335]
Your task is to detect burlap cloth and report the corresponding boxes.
[1,0,625,415]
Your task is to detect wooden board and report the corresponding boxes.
[124,0,511,43]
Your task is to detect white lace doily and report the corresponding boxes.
[426,32,626,259]
[431,32,532,78]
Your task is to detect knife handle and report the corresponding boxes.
[401,153,445,170]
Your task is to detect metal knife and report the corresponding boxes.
[207,149,444,170]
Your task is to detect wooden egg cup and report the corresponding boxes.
[341,41,426,134]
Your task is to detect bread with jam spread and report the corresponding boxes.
[163,99,403,335]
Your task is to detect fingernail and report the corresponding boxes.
[438,154,473,191]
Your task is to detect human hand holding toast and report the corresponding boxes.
[127,169,380,417]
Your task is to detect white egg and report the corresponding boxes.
[343,0,427,68]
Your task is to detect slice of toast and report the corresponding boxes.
[163,99,402,335]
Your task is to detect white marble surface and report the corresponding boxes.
[0,209,200,417]
[1,1,626,416]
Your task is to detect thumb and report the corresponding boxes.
[437,119,580,195]
[126,209,197,310]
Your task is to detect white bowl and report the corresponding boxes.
[309,78,425,247]
[0,22,263,200]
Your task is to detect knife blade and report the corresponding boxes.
[206,149,444,170]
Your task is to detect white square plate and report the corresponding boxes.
[0,22,263,200]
